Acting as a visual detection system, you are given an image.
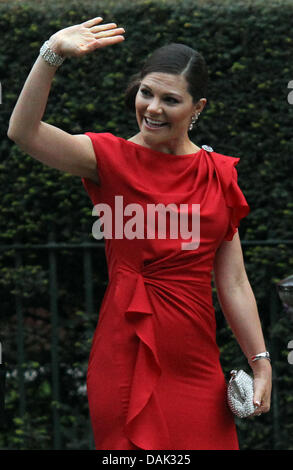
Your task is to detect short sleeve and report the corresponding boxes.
[81,132,120,206]
[223,164,250,241]
[210,152,250,241]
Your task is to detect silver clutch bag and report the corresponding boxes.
[227,369,255,418]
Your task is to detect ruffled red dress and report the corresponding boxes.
[81,132,250,450]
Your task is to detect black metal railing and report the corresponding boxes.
[0,237,292,449]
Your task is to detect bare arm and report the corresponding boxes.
[7,17,125,182]
[8,55,99,180]
[213,231,272,413]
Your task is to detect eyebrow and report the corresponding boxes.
[141,84,183,99]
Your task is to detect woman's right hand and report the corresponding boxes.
[48,17,125,57]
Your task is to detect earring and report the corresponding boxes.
[189,113,200,131]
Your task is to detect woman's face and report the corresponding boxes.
[135,72,201,150]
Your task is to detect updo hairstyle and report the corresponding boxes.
[125,43,208,111]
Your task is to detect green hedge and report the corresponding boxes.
[0,0,293,450]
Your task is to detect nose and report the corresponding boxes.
[147,97,163,115]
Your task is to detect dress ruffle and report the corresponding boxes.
[124,270,171,450]
[211,154,250,241]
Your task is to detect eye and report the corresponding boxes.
[164,96,179,104]
[140,88,152,97]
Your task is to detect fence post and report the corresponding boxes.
[15,250,26,419]
[269,284,281,449]
[48,230,61,450]
[0,342,6,426]
[82,232,96,449]
[82,233,94,317]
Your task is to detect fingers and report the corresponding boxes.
[253,390,262,409]
[252,369,272,417]
[90,22,120,33]
[252,391,271,416]
[88,23,125,51]
[253,393,270,413]
[82,17,104,28]
[254,396,271,412]
[82,18,125,38]
[79,32,125,55]
[253,401,263,416]
[82,18,125,50]
[92,35,125,49]
[94,27,125,40]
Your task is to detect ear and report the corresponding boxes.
[193,98,207,114]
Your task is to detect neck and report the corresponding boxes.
[129,133,200,155]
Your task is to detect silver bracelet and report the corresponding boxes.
[250,351,271,362]
[40,40,65,67]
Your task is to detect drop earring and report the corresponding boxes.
[189,113,200,131]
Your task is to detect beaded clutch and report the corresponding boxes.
[227,369,255,418]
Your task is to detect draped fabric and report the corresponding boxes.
[81,133,250,450]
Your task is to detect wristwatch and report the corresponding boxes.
[40,40,65,67]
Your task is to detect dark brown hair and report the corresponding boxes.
[125,43,208,112]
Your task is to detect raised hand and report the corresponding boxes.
[48,17,125,57]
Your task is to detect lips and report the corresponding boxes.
[144,117,168,129]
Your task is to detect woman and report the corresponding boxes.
[8,17,272,450]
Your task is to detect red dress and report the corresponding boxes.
[81,132,250,450]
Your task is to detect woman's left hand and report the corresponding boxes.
[250,359,272,416]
